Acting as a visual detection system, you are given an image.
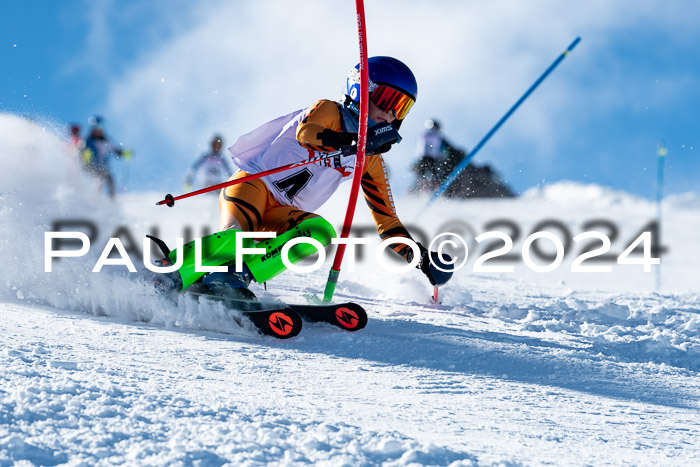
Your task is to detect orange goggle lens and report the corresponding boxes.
[370,85,415,120]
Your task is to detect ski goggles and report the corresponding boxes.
[370,84,415,120]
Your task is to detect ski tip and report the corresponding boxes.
[333,303,368,331]
[266,309,303,338]
[245,308,302,339]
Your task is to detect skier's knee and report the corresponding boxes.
[220,216,242,231]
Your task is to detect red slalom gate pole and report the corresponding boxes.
[323,0,369,302]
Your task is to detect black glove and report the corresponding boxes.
[415,242,454,286]
[373,142,395,154]
[317,129,357,150]
[366,122,401,154]
[416,243,437,286]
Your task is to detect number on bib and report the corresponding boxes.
[273,169,313,202]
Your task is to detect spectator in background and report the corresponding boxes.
[81,115,131,198]
[69,124,84,151]
[412,119,458,191]
[67,123,85,164]
[412,118,515,198]
[64,124,86,183]
[185,134,233,191]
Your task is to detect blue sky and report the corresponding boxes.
[2,0,698,199]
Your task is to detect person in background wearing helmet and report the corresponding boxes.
[193,56,451,295]
[184,134,233,191]
[64,124,86,183]
[413,119,450,191]
[81,116,131,198]
[68,124,84,152]
[67,123,85,163]
[413,118,470,195]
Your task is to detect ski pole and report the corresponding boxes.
[156,146,356,207]
[322,0,370,303]
[423,36,581,208]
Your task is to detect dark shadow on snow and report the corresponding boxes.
[289,317,699,411]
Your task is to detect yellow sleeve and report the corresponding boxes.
[296,100,343,153]
[361,154,415,261]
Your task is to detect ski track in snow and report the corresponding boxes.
[1,115,699,465]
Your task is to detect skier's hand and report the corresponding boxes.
[415,242,454,286]
[366,122,401,154]
[417,244,437,285]
[316,123,400,154]
[317,129,357,150]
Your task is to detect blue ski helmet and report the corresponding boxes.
[344,56,417,121]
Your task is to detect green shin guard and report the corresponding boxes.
[244,217,337,284]
[169,217,337,291]
[168,229,254,290]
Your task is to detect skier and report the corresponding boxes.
[184,134,233,190]
[81,116,131,198]
[413,119,451,191]
[184,56,452,297]
[68,123,84,151]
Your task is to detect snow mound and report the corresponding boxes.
[665,191,700,210]
[521,181,651,208]
[481,293,700,371]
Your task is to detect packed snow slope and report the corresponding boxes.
[1,114,699,465]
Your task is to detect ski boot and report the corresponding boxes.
[147,258,183,296]
[201,264,256,302]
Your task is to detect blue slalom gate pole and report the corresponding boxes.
[424,37,581,207]
[655,140,667,290]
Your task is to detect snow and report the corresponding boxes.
[1,114,699,465]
